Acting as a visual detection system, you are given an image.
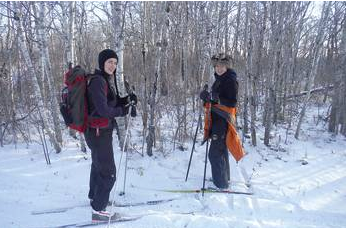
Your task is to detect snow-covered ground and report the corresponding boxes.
[0,105,346,228]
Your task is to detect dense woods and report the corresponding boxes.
[0,1,345,155]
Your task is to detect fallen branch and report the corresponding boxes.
[285,85,334,99]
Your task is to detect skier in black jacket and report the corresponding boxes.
[84,49,136,221]
[200,53,238,189]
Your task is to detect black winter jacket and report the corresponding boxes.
[212,68,238,107]
[87,69,124,129]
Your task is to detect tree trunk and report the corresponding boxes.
[242,2,251,137]
[224,1,230,54]
[7,5,17,148]
[295,2,331,139]
[264,2,283,146]
[37,2,63,146]
[329,6,346,135]
[146,2,169,156]
[14,2,61,153]
[111,2,129,150]
[247,2,257,146]
[232,2,242,57]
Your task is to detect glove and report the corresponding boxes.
[129,93,138,105]
[117,95,130,106]
[199,90,210,102]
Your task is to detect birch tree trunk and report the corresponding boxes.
[60,2,86,152]
[146,2,168,156]
[246,2,257,146]
[62,1,76,68]
[140,2,149,154]
[111,1,129,150]
[14,2,61,153]
[295,2,331,139]
[272,3,285,127]
[224,1,230,54]
[201,2,214,84]
[180,3,188,141]
[232,2,242,57]
[242,2,251,136]
[36,2,63,146]
[215,2,223,53]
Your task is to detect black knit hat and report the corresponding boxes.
[98,49,118,71]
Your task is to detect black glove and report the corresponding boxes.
[129,93,138,105]
[117,95,130,106]
[199,90,211,102]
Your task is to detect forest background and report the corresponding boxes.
[0,1,345,156]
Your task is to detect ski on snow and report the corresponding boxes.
[163,188,253,195]
[131,184,254,195]
[39,211,199,228]
[40,215,142,228]
[110,197,177,207]
[31,198,178,215]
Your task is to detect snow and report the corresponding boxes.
[0,105,346,228]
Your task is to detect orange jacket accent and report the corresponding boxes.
[204,103,245,162]
[203,102,212,142]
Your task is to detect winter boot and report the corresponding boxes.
[92,209,120,221]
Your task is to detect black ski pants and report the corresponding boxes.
[84,128,116,211]
[208,113,230,189]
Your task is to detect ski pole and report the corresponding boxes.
[119,104,134,196]
[120,132,129,196]
[201,84,211,197]
[202,138,209,197]
[38,110,51,165]
[108,104,133,227]
[185,84,209,181]
[185,109,202,182]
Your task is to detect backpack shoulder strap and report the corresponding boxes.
[86,74,109,95]
[86,74,99,86]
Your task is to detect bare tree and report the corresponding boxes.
[1,1,344,156]
[14,2,61,153]
[35,2,63,146]
[263,2,284,146]
[295,2,331,139]
[111,1,129,150]
[329,2,346,135]
[146,2,170,156]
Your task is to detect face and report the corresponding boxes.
[104,58,118,75]
[214,64,227,76]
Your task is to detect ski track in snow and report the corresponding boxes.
[0,106,346,228]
